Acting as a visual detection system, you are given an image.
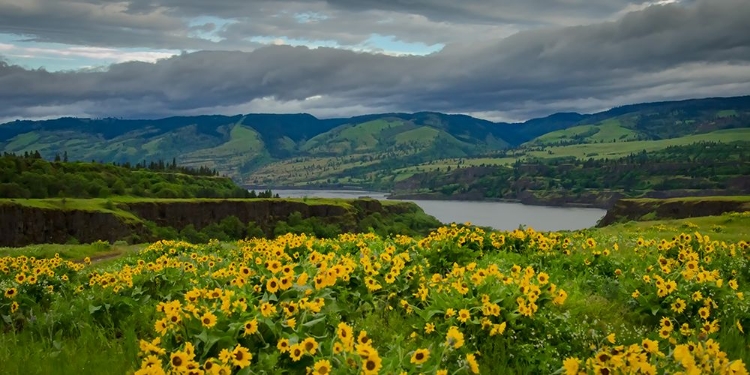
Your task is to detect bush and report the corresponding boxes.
[180,225,209,244]
[200,223,230,242]
[103,200,115,210]
[246,222,266,239]
[90,240,111,252]
[219,216,245,239]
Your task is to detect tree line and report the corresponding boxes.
[0,152,266,199]
[393,141,750,199]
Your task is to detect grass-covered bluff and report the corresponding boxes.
[0,197,441,247]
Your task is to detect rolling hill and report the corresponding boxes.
[0,95,748,188]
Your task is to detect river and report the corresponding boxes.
[272,189,607,231]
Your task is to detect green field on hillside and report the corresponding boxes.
[529,119,640,145]
[181,123,266,174]
[391,128,750,179]
[529,128,750,159]
[394,126,440,145]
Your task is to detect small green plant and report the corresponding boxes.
[90,240,111,251]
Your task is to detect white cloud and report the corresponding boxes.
[612,0,682,18]
[23,46,179,63]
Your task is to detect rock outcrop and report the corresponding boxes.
[596,197,750,227]
[0,198,422,247]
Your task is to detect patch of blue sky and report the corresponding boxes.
[0,33,178,71]
[248,33,443,56]
[358,34,444,55]
[294,12,330,23]
[8,56,101,72]
[187,16,234,42]
[247,36,341,49]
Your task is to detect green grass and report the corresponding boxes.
[337,120,394,148]
[275,136,297,153]
[180,121,265,174]
[626,195,750,203]
[595,212,750,243]
[0,243,143,262]
[0,198,143,223]
[453,129,750,167]
[531,125,600,144]
[395,131,750,177]
[141,137,163,154]
[0,325,140,375]
[303,119,409,154]
[0,196,401,215]
[530,119,640,145]
[717,110,738,118]
[4,132,42,152]
[540,128,750,158]
[64,139,89,147]
[588,120,639,142]
[2,126,227,175]
[394,126,440,145]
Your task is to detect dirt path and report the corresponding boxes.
[72,244,145,264]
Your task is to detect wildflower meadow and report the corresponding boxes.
[1,222,749,374]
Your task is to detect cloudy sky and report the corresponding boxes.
[1,0,749,122]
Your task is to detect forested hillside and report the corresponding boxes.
[0,152,253,199]
[0,95,748,187]
[391,141,750,208]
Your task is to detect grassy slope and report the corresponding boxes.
[4,126,222,164]
[302,120,400,154]
[180,121,266,177]
[596,212,750,243]
[394,126,440,145]
[589,120,641,142]
[529,118,641,145]
[252,120,477,186]
[528,128,750,159]
[627,196,750,203]
[4,132,41,151]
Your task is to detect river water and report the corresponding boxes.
[272,189,606,232]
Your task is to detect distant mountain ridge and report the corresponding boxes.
[1,95,749,185]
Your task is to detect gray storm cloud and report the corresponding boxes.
[0,0,660,50]
[0,0,749,121]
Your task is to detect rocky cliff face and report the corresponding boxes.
[0,204,148,247]
[126,200,349,231]
[597,198,750,227]
[0,199,420,247]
